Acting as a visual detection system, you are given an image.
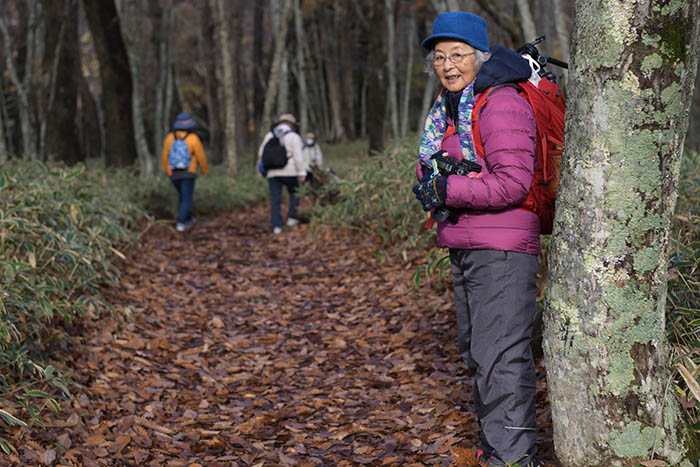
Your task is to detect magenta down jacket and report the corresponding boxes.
[427,86,540,255]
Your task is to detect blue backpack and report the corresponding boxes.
[168,132,192,170]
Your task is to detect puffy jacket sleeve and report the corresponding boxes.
[161,133,174,176]
[285,133,307,177]
[190,134,208,174]
[445,87,536,210]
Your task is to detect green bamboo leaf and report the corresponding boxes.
[48,398,60,415]
[0,409,27,427]
[24,390,50,398]
[0,437,14,455]
[50,380,71,397]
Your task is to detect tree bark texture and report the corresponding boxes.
[260,0,292,137]
[293,0,308,137]
[472,0,523,48]
[400,7,416,139]
[82,0,137,167]
[199,0,222,164]
[552,0,571,63]
[515,0,536,42]
[41,0,82,165]
[123,0,154,177]
[0,89,6,162]
[216,0,238,174]
[323,0,346,142]
[0,1,39,161]
[367,3,386,154]
[385,0,399,140]
[543,1,700,465]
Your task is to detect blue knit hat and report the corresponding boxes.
[421,12,489,52]
[173,112,196,130]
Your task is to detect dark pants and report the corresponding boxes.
[449,248,538,465]
[171,177,195,224]
[268,176,299,228]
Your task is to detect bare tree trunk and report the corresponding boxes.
[429,0,460,12]
[417,76,437,134]
[293,0,308,136]
[516,0,537,41]
[0,0,39,161]
[252,1,264,133]
[367,3,386,154]
[385,0,399,140]
[260,0,292,135]
[323,0,346,141]
[400,7,416,138]
[360,76,367,138]
[163,9,175,130]
[199,0,221,164]
[0,90,6,162]
[544,0,700,464]
[270,0,289,117]
[0,72,11,158]
[472,0,523,47]
[552,0,571,63]
[78,73,101,159]
[418,15,439,133]
[39,0,68,163]
[309,20,330,138]
[82,0,137,167]
[122,0,154,177]
[153,0,172,155]
[277,52,289,116]
[216,0,238,174]
[39,0,81,164]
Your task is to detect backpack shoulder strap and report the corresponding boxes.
[472,83,523,158]
[173,130,193,141]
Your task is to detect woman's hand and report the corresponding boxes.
[412,176,447,212]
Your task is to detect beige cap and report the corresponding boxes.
[275,113,297,126]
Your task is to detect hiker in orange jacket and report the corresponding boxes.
[161,112,209,232]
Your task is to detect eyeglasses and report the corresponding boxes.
[433,52,475,66]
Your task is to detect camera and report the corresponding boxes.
[424,152,482,224]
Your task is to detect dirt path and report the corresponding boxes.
[8,205,555,466]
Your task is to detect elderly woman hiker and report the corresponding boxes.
[161,112,209,232]
[412,11,540,466]
[257,113,306,234]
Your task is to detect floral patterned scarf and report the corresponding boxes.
[419,82,477,164]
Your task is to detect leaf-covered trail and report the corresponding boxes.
[11,204,555,466]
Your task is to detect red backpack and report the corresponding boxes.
[472,77,565,235]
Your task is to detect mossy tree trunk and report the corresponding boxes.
[543,1,699,466]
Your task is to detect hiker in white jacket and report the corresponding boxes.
[257,113,306,234]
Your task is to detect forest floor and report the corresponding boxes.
[7,204,556,466]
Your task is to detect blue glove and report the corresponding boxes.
[412,175,448,212]
[258,161,267,177]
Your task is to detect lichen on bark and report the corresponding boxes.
[543,0,699,465]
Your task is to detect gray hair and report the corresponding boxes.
[424,49,491,77]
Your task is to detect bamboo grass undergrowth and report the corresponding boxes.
[0,161,147,435]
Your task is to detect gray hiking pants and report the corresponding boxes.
[449,248,538,466]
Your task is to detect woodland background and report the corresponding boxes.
[1,0,696,172]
